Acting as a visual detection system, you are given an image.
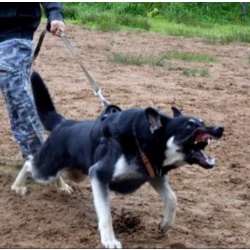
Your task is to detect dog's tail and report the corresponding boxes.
[31,71,64,131]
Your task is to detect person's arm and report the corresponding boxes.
[41,2,65,36]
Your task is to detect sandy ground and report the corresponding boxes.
[0,24,249,248]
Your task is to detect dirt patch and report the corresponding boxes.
[0,23,249,248]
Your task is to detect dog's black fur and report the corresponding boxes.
[12,71,224,248]
[30,72,121,181]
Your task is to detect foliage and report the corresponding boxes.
[63,2,250,25]
[60,3,250,44]
[79,12,150,31]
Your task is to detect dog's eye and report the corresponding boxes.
[186,120,196,129]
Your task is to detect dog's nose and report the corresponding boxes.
[214,126,224,136]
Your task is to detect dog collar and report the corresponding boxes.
[138,148,156,178]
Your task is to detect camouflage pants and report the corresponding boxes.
[0,38,44,158]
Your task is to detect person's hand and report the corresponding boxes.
[50,20,65,36]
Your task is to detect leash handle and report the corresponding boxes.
[59,30,110,107]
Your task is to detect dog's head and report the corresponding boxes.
[144,106,224,170]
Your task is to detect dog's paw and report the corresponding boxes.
[11,185,28,196]
[159,220,173,233]
[57,183,74,195]
[102,238,122,249]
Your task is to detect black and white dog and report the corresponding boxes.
[12,71,224,248]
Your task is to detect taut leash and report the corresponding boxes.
[33,29,110,107]
[33,29,161,178]
[59,30,110,107]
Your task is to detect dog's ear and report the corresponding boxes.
[172,106,182,117]
[101,104,122,120]
[105,104,122,114]
[145,107,163,133]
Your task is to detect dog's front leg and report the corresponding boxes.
[90,165,122,249]
[149,176,177,232]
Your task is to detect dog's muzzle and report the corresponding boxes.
[186,125,224,169]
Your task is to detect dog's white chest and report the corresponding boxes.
[112,155,142,181]
[163,136,185,167]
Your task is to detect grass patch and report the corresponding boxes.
[63,3,250,26]
[79,12,118,31]
[182,68,210,77]
[61,3,250,44]
[107,53,164,66]
[116,14,150,30]
[163,51,217,62]
[204,31,250,44]
[151,19,250,44]
[62,4,81,21]
[79,12,150,32]
[248,54,250,63]
[107,52,212,77]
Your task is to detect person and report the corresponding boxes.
[0,3,65,159]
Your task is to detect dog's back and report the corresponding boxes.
[30,71,122,180]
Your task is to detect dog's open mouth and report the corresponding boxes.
[188,128,222,169]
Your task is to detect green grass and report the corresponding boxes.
[107,53,211,78]
[151,19,250,44]
[88,13,149,32]
[62,3,250,44]
[107,53,164,67]
[64,9,151,32]
[163,51,217,62]
[116,14,150,30]
[107,52,212,78]
[204,31,250,44]
[60,3,250,44]
[248,54,250,63]
[182,68,210,77]
[63,3,250,25]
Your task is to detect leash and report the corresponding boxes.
[33,30,161,178]
[59,30,110,107]
[33,29,110,107]
[32,29,47,63]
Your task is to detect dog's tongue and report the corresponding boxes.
[201,150,215,168]
[194,150,215,169]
